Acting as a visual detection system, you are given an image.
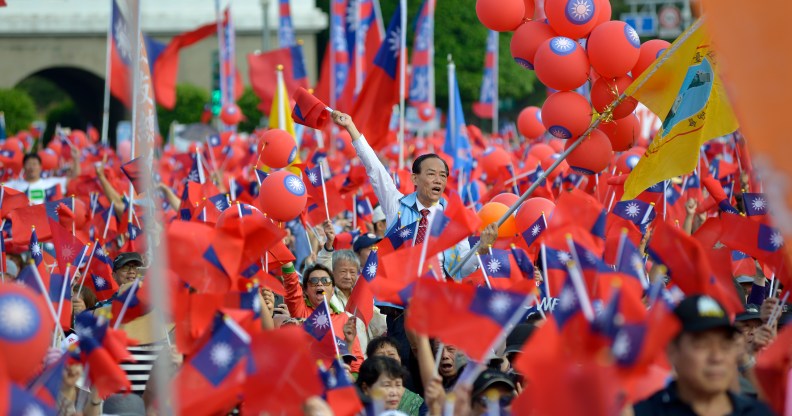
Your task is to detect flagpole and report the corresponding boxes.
[323,296,342,358]
[397,0,407,171]
[276,66,287,129]
[427,0,436,111]
[416,213,435,277]
[492,31,499,136]
[320,166,330,222]
[76,242,96,296]
[448,55,455,160]
[101,0,113,147]
[329,0,337,112]
[475,254,493,289]
[29,261,67,342]
[113,277,140,330]
[52,264,71,348]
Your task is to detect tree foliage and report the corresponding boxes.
[44,100,86,142]
[0,88,38,135]
[237,87,264,133]
[156,84,210,137]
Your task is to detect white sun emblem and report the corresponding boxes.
[387,26,402,58]
[0,298,33,336]
[312,311,331,330]
[307,171,319,185]
[252,295,261,313]
[556,251,572,264]
[114,19,131,62]
[770,231,784,248]
[751,197,767,212]
[625,202,641,218]
[584,251,598,265]
[22,404,46,416]
[559,286,577,311]
[531,224,542,237]
[487,258,502,274]
[625,25,640,46]
[489,293,513,316]
[399,228,412,239]
[366,262,378,278]
[215,200,226,211]
[410,71,429,101]
[567,0,594,22]
[210,342,233,368]
[612,329,631,359]
[30,243,41,256]
[287,176,306,193]
[94,276,107,289]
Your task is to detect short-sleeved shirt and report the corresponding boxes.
[633,381,775,416]
[5,177,67,204]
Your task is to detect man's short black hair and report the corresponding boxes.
[22,153,41,165]
[412,153,449,176]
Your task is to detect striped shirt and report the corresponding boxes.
[120,342,165,394]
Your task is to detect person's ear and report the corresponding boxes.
[361,383,370,395]
[411,172,419,186]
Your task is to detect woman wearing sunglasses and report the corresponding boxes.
[281,262,365,372]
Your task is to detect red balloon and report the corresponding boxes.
[70,130,89,148]
[599,113,639,152]
[615,149,642,173]
[216,203,267,232]
[0,284,54,384]
[38,148,58,171]
[534,37,590,91]
[259,129,297,169]
[517,106,545,139]
[594,0,612,26]
[523,0,536,19]
[632,39,671,79]
[528,143,555,161]
[257,171,307,221]
[541,91,592,139]
[548,138,566,153]
[481,147,512,181]
[565,129,612,174]
[545,0,599,39]
[510,20,557,70]
[587,21,641,78]
[590,76,637,120]
[476,0,525,32]
[477,202,517,238]
[515,197,555,231]
[220,104,243,125]
[416,103,436,122]
[540,154,569,181]
[491,192,520,207]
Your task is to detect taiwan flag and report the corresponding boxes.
[350,3,403,150]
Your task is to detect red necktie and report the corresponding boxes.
[414,209,431,245]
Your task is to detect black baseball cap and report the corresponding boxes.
[113,252,144,271]
[673,295,737,333]
[472,368,516,398]
[352,233,381,253]
[735,304,761,322]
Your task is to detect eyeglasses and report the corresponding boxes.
[307,276,333,286]
[474,393,515,408]
[115,265,141,273]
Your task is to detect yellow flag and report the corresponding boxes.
[622,20,739,200]
[266,66,301,173]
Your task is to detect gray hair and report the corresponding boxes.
[332,249,360,271]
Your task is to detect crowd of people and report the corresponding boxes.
[0,104,788,416]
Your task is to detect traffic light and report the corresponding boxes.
[211,50,222,116]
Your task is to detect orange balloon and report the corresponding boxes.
[600,113,639,152]
[517,106,545,139]
[476,0,525,32]
[259,129,297,169]
[534,37,590,91]
[257,171,307,221]
[541,91,592,139]
[516,197,555,232]
[590,76,637,120]
[510,20,558,70]
[565,129,612,175]
[587,21,641,78]
[477,202,518,238]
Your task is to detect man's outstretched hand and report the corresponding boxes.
[331,111,361,141]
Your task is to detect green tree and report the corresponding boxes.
[16,76,69,116]
[44,100,85,142]
[156,84,210,138]
[0,88,37,135]
[237,87,264,133]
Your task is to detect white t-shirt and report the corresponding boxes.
[5,177,68,204]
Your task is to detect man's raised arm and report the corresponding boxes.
[331,111,402,226]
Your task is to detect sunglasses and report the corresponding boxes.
[475,394,514,408]
[307,277,333,286]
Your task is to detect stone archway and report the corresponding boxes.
[15,66,126,143]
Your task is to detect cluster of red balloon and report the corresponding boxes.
[478,0,670,176]
[254,129,307,222]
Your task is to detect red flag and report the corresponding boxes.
[153,17,223,109]
[247,46,309,111]
[48,220,86,275]
[243,327,324,415]
[167,221,232,293]
[292,87,330,129]
[345,279,374,326]
[0,187,29,218]
[754,324,792,415]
